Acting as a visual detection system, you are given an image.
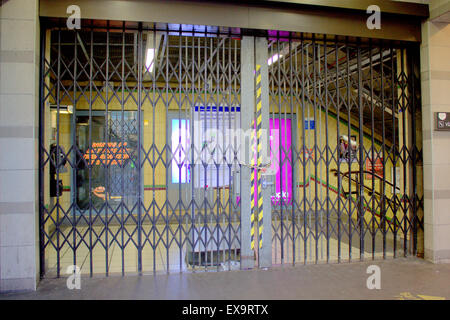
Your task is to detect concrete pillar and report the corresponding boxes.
[0,0,40,291]
[421,0,450,263]
[255,37,272,268]
[240,36,255,269]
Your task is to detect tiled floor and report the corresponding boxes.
[271,217,401,265]
[44,217,403,277]
[44,223,241,277]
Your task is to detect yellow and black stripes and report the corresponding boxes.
[255,64,263,249]
[250,64,264,252]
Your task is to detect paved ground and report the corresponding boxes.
[1,257,449,300]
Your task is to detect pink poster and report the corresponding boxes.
[252,118,293,206]
[270,118,292,205]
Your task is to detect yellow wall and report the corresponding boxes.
[293,104,400,225]
[46,90,409,228]
[52,91,237,213]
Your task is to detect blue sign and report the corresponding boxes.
[195,106,241,112]
[305,119,315,130]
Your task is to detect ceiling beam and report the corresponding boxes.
[252,0,429,18]
[40,0,424,42]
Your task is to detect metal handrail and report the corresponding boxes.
[330,168,395,199]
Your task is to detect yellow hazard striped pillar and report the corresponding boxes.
[255,64,263,249]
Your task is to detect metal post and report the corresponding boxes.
[357,43,365,261]
[38,23,47,279]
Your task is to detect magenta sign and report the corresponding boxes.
[270,118,292,205]
[252,118,293,206]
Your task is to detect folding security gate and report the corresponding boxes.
[39,20,423,278]
[266,35,424,265]
[40,22,243,277]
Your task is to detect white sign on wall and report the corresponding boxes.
[391,167,401,194]
[193,106,240,188]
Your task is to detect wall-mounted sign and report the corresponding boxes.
[435,112,450,131]
[391,167,401,194]
[83,142,131,165]
[305,118,315,130]
[300,147,314,160]
[365,151,383,179]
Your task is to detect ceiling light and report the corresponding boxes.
[268,53,282,66]
[144,32,162,74]
[145,48,156,72]
[50,104,73,114]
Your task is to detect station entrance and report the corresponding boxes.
[39,20,423,278]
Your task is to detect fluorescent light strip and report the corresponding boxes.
[268,53,282,66]
[145,48,156,72]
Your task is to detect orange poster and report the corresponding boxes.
[365,155,383,179]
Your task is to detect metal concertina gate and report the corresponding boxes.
[39,20,423,278]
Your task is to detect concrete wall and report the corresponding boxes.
[0,0,40,291]
[429,0,450,18]
[421,0,450,263]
